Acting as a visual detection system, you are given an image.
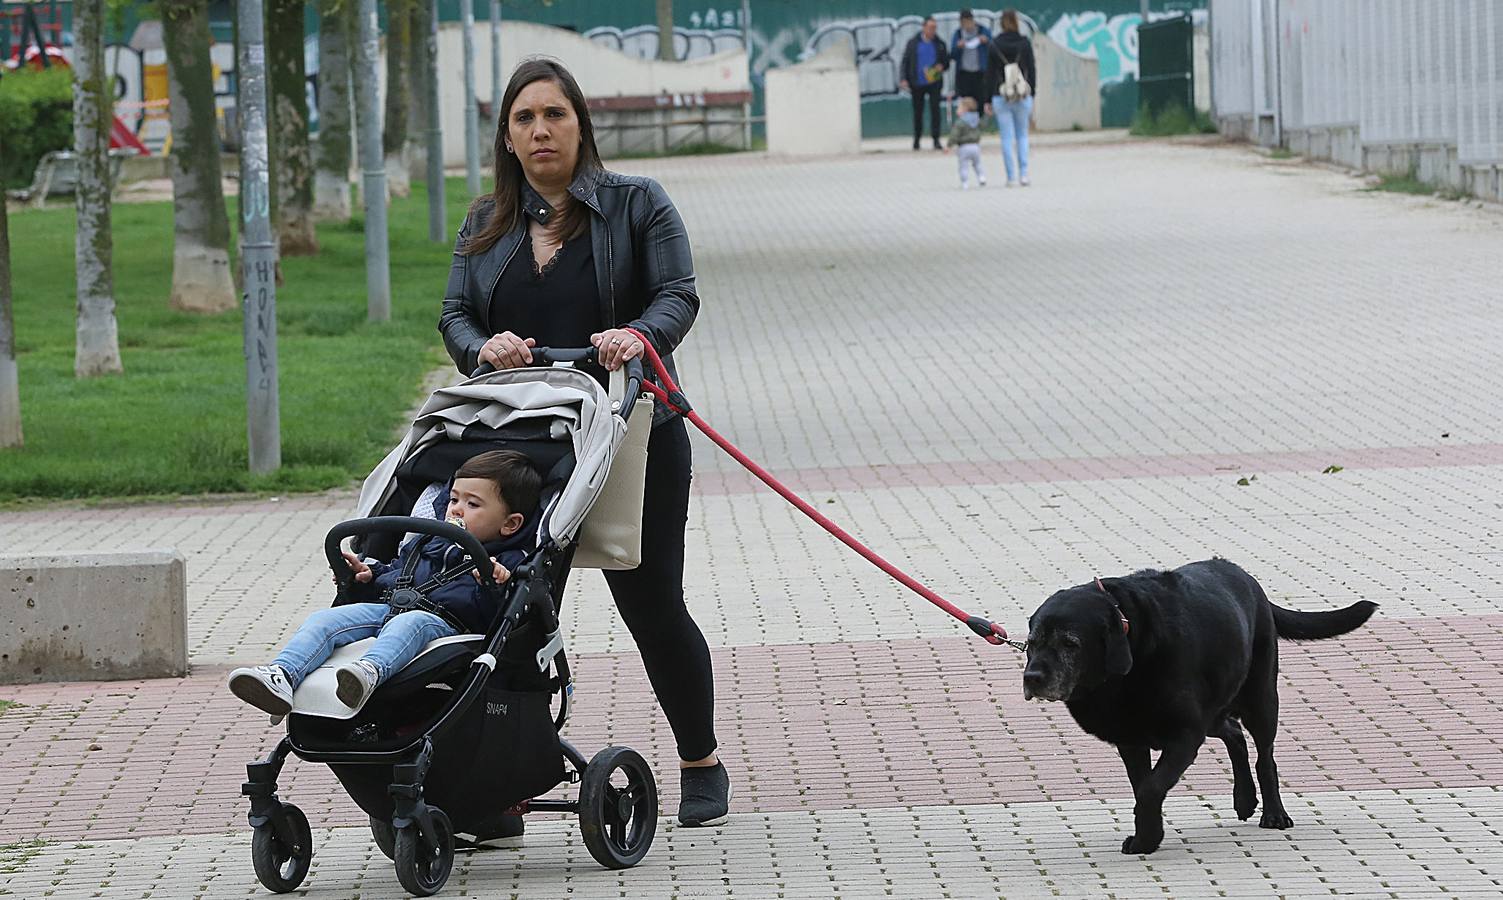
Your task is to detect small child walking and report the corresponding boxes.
[948,96,987,189]
[227,450,541,717]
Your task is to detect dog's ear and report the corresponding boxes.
[1105,615,1133,675]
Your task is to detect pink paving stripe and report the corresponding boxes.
[693,442,1503,495]
[2,613,1500,843]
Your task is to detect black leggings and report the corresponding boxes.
[602,416,717,761]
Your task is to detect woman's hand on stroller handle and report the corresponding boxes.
[479,332,535,370]
[590,328,645,372]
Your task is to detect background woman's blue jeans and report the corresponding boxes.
[272,603,457,689]
[993,95,1034,182]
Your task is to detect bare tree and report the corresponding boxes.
[657,0,675,60]
[405,0,428,185]
[383,0,413,197]
[161,0,235,313]
[268,0,319,255]
[314,0,353,220]
[0,135,20,447]
[72,0,122,377]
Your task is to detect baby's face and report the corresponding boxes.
[447,477,520,542]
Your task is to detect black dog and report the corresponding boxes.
[1022,558,1376,854]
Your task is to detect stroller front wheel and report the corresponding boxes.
[370,815,397,860]
[578,745,658,869]
[250,802,313,893]
[394,806,454,896]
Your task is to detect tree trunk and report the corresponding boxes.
[405,0,429,184]
[161,0,236,313]
[657,0,675,60]
[72,0,123,378]
[268,0,319,255]
[383,0,413,198]
[314,0,353,221]
[0,135,20,447]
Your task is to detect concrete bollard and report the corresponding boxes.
[1,551,188,683]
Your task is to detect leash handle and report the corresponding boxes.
[623,328,1012,646]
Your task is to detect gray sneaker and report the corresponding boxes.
[335,658,381,709]
[228,665,294,717]
[677,763,731,827]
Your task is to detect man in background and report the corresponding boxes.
[899,16,950,150]
[950,8,992,113]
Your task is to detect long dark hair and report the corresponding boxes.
[461,58,603,256]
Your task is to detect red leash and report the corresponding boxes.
[622,329,1012,647]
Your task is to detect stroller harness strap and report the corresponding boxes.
[383,535,476,634]
[622,328,1018,649]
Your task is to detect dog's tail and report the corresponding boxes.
[1272,600,1377,641]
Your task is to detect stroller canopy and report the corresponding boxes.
[356,366,628,550]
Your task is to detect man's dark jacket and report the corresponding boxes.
[439,167,699,427]
[899,33,951,89]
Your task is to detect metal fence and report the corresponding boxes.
[1210,0,1502,196]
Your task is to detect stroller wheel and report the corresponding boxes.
[250,802,313,893]
[370,815,396,860]
[578,746,658,869]
[394,807,454,897]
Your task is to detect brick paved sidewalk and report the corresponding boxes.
[2,137,1502,897]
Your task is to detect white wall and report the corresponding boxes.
[1032,33,1102,132]
[416,20,750,167]
[765,40,862,156]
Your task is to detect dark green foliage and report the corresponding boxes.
[0,67,74,190]
[1128,104,1219,137]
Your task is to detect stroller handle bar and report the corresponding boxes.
[325,517,505,591]
[471,347,645,419]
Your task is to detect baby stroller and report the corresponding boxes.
[241,349,658,896]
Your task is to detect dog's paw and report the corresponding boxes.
[1234,785,1258,821]
[1121,832,1163,855]
[1259,809,1294,830]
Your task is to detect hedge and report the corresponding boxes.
[0,66,74,190]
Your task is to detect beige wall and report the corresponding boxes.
[406,21,750,167]
[765,41,862,156]
[1031,34,1101,132]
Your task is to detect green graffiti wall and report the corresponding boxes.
[481,1,1206,132]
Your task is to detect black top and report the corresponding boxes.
[985,32,1038,101]
[489,229,602,349]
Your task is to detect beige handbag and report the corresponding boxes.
[572,393,653,569]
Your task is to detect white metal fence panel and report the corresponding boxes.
[1210,0,1257,117]
[1217,0,1502,165]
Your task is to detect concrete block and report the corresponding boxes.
[1,551,187,683]
[766,39,862,156]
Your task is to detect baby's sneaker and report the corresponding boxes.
[979,174,988,187]
[336,658,382,709]
[228,665,294,717]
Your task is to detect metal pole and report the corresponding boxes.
[355,0,390,320]
[236,0,280,473]
[426,0,446,242]
[742,0,752,149]
[461,0,481,196]
[490,0,502,118]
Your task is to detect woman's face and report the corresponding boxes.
[507,79,581,187]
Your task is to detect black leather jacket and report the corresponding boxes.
[439,167,699,427]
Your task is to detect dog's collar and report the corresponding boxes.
[1095,577,1130,635]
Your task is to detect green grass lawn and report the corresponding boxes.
[1,178,479,503]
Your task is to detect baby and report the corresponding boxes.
[228,449,542,717]
[948,96,987,189]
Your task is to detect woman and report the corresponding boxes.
[438,58,729,829]
[984,9,1037,186]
